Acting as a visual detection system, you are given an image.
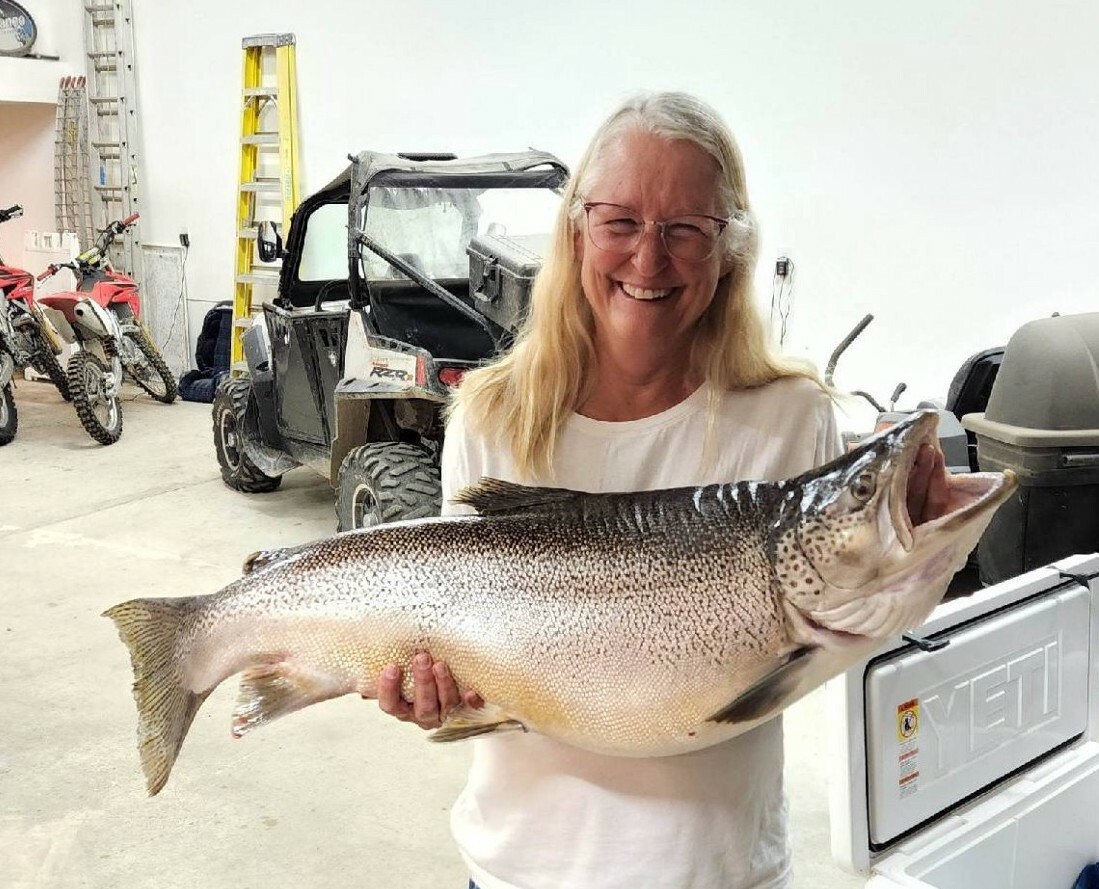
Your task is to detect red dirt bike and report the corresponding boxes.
[37,213,177,445]
[0,203,72,445]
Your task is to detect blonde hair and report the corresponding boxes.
[451,91,821,479]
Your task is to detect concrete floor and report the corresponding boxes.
[0,380,866,889]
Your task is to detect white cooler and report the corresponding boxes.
[829,552,1099,889]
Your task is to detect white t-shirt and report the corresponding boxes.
[440,376,841,889]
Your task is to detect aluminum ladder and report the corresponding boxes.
[81,0,143,277]
[231,33,302,374]
[53,75,94,252]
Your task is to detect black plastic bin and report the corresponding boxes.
[962,312,1099,586]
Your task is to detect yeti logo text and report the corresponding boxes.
[919,637,1060,778]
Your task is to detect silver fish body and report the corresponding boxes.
[105,410,1017,794]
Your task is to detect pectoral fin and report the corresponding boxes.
[429,702,527,743]
[707,647,817,724]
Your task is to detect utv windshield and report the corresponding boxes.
[357,186,559,281]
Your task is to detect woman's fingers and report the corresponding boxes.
[376,655,480,729]
[412,653,442,726]
[377,664,414,721]
[907,442,950,525]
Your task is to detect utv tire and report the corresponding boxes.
[0,383,16,445]
[31,340,71,401]
[336,442,441,532]
[212,379,282,493]
[67,350,123,445]
[125,329,178,404]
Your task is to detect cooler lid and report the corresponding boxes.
[962,312,1099,447]
[828,553,1099,877]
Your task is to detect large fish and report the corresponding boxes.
[105,410,1016,795]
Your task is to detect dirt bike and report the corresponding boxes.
[0,204,72,445]
[36,213,177,445]
[824,313,970,472]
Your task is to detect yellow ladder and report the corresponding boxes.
[232,32,302,373]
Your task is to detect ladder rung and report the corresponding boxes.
[238,228,258,239]
[242,33,296,49]
[236,272,280,285]
[233,318,255,329]
[240,180,281,194]
[243,87,278,99]
[95,185,124,194]
[231,360,250,374]
[241,134,280,146]
[87,50,115,59]
[89,96,120,104]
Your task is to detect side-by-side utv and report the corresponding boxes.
[213,150,568,530]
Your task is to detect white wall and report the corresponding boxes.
[0,0,84,103]
[126,0,1098,412]
[0,101,57,268]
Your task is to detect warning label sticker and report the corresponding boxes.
[897,698,919,740]
[897,699,920,798]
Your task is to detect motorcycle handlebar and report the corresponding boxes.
[121,212,139,226]
[824,313,875,386]
[0,204,24,222]
[36,260,81,282]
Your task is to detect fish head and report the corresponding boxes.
[773,410,1018,648]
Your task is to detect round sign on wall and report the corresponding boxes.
[0,0,37,57]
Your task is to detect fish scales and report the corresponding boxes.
[104,411,1018,794]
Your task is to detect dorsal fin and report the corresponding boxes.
[242,546,300,575]
[450,478,583,516]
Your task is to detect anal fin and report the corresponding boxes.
[708,647,817,724]
[429,703,527,743]
[232,660,347,738]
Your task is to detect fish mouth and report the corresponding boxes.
[885,411,1017,553]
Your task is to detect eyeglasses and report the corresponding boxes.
[582,201,730,263]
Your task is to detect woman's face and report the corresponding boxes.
[576,130,731,365]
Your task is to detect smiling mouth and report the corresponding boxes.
[618,281,674,301]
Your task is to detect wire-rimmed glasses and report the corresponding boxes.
[582,201,730,263]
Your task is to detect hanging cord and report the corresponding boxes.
[770,256,796,347]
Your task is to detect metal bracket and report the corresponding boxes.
[902,633,950,653]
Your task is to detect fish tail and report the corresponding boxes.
[103,597,208,796]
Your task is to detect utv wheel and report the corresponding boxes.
[67,350,123,445]
[30,338,71,401]
[125,329,178,404]
[0,384,17,446]
[336,442,441,532]
[212,379,281,493]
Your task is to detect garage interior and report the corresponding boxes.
[2,2,1098,888]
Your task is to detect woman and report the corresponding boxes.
[377,91,950,889]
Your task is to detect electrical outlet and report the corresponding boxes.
[775,256,791,277]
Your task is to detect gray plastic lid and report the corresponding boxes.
[961,312,1099,447]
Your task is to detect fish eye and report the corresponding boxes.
[850,472,876,502]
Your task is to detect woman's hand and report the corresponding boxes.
[906,442,953,525]
[377,653,483,729]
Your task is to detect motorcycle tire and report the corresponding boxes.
[212,379,281,493]
[125,329,178,404]
[30,338,72,402]
[67,350,123,445]
[0,383,17,446]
